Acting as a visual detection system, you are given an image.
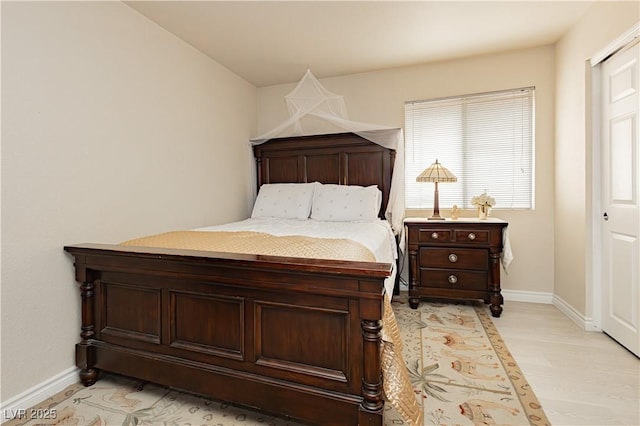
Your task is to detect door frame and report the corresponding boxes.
[589,23,640,332]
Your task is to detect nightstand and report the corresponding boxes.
[404,218,508,317]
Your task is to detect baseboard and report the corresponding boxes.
[0,367,78,414]
[502,290,600,331]
[502,289,553,304]
[398,288,597,330]
[552,294,599,331]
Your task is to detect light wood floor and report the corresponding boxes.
[492,301,639,426]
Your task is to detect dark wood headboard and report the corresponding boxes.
[253,132,395,218]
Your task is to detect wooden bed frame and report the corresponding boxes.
[64,133,397,425]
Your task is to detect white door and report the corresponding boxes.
[601,39,640,357]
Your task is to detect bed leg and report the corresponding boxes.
[360,319,383,426]
[78,364,98,387]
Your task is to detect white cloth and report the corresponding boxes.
[501,227,513,272]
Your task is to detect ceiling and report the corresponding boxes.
[125,1,595,87]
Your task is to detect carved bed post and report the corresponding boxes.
[255,155,264,187]
[74,264,99,386]
[359,298,384,426]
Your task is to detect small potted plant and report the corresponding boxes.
[471,192,495,219]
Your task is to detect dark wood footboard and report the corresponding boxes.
[65,243,392,426]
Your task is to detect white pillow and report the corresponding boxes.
[311,184,382,222]
[251,183,317,220]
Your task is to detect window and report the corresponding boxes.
[404,87,535,210]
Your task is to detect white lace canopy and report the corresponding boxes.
[251,70,405,235]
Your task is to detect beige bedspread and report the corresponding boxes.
[121,230,422,425]
[122,230,378,262]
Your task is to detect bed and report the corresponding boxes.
[64,133,419,426]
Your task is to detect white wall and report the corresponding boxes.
[257,46,557,298]
[1,1,256,401]
[554,2,639,318]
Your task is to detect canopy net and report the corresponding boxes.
[251,70,405,235]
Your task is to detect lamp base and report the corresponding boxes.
[428,216,446,221]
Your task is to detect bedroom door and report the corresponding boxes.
[600,39,640,357]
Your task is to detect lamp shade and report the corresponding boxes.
[416,159,457,183]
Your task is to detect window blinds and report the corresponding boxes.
[405,87,535,209]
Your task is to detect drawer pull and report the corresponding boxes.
[448,253,458,263]
[431,232,439,240]
[468,233,476,240]
[448,275,458,284]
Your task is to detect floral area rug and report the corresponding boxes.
[393,296,549,426]
[2,295,548,426]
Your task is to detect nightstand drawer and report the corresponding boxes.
[419,269,488,291]
[416,228,453,243]
[419,247,488,270]
[454,229,490,244]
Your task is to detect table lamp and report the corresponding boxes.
[416,159,457,220]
